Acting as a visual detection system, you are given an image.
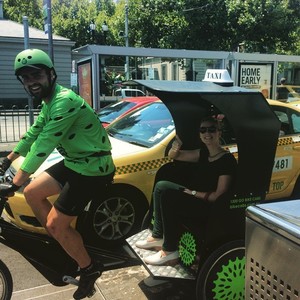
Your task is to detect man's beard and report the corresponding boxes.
[26,84,52,102]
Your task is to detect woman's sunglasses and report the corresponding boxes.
[199,126,218,133]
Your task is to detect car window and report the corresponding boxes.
[220,104,300,144]
[271,105,300,135]
[115,90,122,97]
[107,102,175,148]
[98,101,136,123]
[125,90,144,97]
[275,110,290,136]
[291,112,300,133]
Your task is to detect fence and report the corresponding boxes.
[0,108,40,142]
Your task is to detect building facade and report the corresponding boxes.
[0,0,74,108]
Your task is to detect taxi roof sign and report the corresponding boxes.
[203,69,234,86]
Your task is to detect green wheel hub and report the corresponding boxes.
[179,232,197,266]
[212,256,245,299]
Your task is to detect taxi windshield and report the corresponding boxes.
[107,102,175,148]
[98,101,136,124]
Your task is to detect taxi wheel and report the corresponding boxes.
[196,240,245,300]
[140,210,151,230]
[78,185,149,247]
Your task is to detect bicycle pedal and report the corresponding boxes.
[62,275,79,286]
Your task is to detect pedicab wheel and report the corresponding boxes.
[196,240,245,300]
[0,259,13,300]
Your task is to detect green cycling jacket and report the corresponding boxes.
[14,84,115,176]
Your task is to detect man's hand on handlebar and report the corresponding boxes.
[0,158,11,176]
[0,183,20,198]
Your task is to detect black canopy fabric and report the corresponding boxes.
[134,80,281,201]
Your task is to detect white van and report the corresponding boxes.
[114,88,145,98]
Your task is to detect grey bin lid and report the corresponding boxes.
[247,200,300,244]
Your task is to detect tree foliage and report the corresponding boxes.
[2,0,300,54]
[126,0,300,53]
[225,0,300,53]
[51,0,98,47]
[3,0,43,29]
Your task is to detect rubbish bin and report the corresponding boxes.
[245,200,300,300]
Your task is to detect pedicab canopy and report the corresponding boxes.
[133,80,281,203]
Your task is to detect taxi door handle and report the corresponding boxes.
[293,145,300,151]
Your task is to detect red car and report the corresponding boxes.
[98,96,158,127]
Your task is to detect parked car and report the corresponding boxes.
[114,88,145,98]
[98,96,157,127]
[3,94,300,247]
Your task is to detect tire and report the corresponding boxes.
[78,185,149,247]
[0,260,13,300]
[140,209,154,231]
[196,240,245,300]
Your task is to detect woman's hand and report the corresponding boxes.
[168,135,183,159]
[171,135,183,152]
[183,188,211,202]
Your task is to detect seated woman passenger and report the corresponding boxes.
[136,116,237,265]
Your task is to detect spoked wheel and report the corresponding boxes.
[196,240,245,300]
[77,185,149,247]
[0,260,13,300]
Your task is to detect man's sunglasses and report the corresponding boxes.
[199,126,218,133]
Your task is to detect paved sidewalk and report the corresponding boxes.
[11,265,151,300]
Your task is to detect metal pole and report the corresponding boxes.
[23,16,30,49]
[47,0,54,63]
[125,3,130,80]
[23,16,34,125]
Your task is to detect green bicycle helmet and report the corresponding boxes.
[14,49,54,75]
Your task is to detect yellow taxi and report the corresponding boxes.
[258,99,300,200]
[3,97,300,246]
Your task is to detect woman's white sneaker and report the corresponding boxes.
[144,250,179,266]
[135,238,163,250]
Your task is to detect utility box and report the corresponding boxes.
[245,200,300,300]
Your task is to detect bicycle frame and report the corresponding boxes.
[0,192,140,287]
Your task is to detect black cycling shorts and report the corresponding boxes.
[45,160,114,216]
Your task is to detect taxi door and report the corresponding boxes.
[267,103,300,200]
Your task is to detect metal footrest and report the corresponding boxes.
[126,229,195,280]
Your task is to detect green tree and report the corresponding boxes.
[50,0,116,47]
[51,0,98,47]
[123,0,189,49]
[3,0,300,54]
[126,0,300,53]
[3,0,43,29]
[225,0,300,53]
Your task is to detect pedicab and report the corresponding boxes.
[0,79,280,299]
[125,79,281,299]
